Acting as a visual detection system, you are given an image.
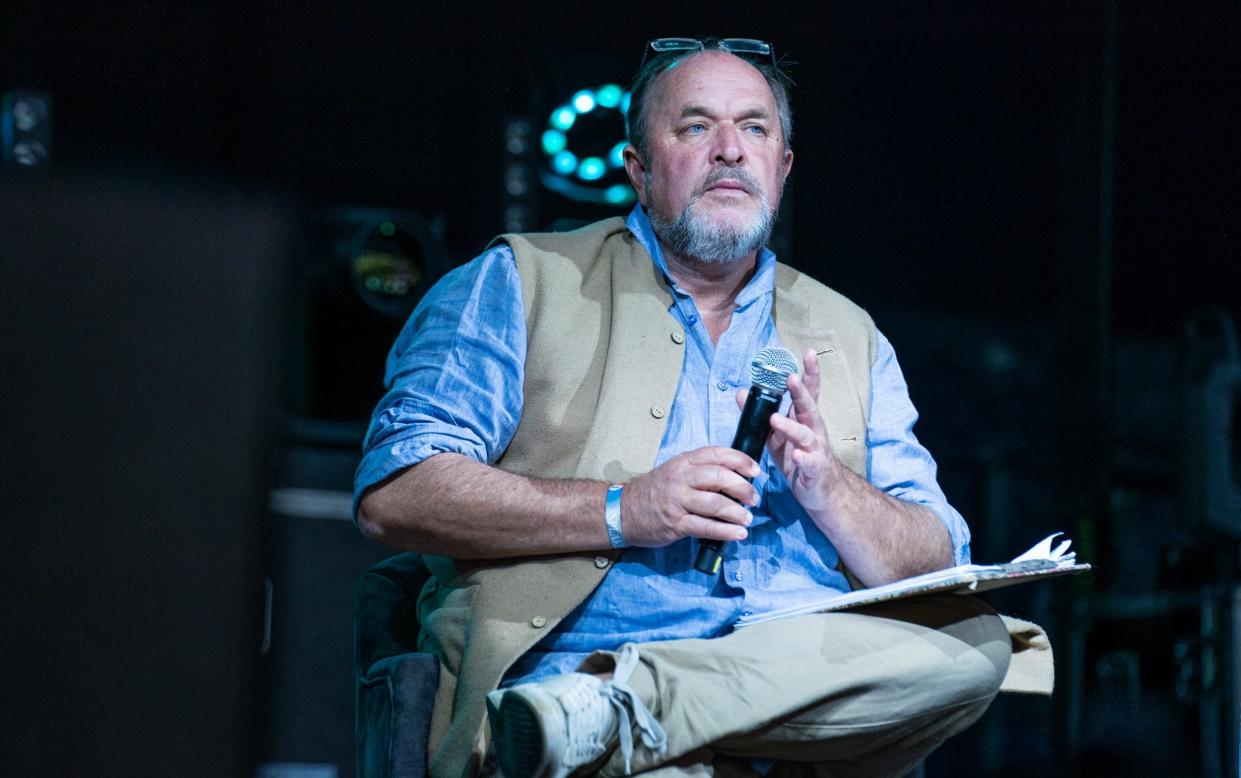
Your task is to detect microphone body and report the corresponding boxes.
[729,386,784,463]
[693,347,798,574]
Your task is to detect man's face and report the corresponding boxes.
[624,50,794,263]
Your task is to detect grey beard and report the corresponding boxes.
[645,170,777,264]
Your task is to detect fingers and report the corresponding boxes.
[768,411,818,450]
[801,347,821,397]
[675,449,758,534]
[686,446,760,480]
[622,446,763,548]
[784,372,821,430]
[683,489,754,528]
[686,464,759,506]
[683,514,749,543]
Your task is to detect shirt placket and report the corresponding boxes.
[710,297,767,611]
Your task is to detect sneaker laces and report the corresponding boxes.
[601,644,667,774]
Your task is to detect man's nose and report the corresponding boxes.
[712,123,744,165]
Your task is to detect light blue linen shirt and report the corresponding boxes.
[355,206,971,685]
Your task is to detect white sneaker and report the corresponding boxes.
[485,645,667,777]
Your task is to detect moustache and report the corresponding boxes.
[694,168,764,199]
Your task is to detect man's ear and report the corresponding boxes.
[781,148,794,182]
[622,144,648,206]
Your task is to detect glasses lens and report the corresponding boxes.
[649,38,704,53]
[720,38,772,56]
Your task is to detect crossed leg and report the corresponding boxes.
[578,594,1010,778]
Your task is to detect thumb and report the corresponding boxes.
[735,387,748,411]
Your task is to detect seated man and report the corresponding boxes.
[356,37,1017,778]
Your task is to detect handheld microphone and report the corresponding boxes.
[694,346,799,574]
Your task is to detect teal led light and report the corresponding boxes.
[542,129,567,155]
[577,156,606,181]
[571,90,596,114]
[550,106,576,131]
[596,84,623,109]
[605,184,635,205]
[609,141,627,168]
[541,83,634,207]
[552,150,578,175]
[620,91,632,116]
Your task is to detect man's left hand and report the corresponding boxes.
[738,347,843,516]
[737,347,955,584]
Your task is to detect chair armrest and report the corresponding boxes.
[354,553,429,677]
[356,652,440,778]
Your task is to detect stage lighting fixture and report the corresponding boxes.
[502,117,538,232]
[298,207,451,423]
[577,157,606,181]
[505,119,531,155]
[542,130,568,155]
[552,150,578,176]
[2,90,53,169]
[342,210,445,320]
[505,163,532,197]
[539,83,636,207]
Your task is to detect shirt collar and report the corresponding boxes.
[625,205,777,307]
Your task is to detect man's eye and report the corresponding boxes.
[683,123,706,135]
[745,125,767,136]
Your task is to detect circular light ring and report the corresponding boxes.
[608,141,627,169]
[552,150,578,175]
[604,183,635,205]
[596,84,624,109]
[540,170,637,207]
[550,106,576,131]
[571,89,596,113]
[542,129,567,155]
[577,156,606,182]
[542,83,632,198]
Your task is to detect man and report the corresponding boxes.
[356,38,1028,778]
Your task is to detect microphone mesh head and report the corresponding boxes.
[750,347,799,393]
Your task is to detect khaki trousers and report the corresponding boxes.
[579,594,1011,778]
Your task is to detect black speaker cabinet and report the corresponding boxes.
[0,174,293,777]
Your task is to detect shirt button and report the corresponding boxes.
[594,555,610,569]
[731,570,744,582]
[671,331,685,344]
[650,406,665,419]
[530,615,547,628]
[717,380,729,391]
[687,314,698,324]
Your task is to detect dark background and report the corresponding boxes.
[2,1,1238,776]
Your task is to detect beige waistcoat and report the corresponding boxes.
[413,217,1051,778]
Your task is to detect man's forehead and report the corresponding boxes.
[651,51,776,113]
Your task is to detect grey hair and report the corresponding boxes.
[624,39,794,164]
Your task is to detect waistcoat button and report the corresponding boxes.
[650,406,665,419]
[530,615,547,628]
[594,555,610,569]
[671,331,685,344]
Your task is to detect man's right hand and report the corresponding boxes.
[620,447,760,548]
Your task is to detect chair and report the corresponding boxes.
[354,553,439,778]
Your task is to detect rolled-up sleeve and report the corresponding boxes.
[866,330,972,565]
[352,244,526,518]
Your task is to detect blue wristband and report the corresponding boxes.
[604,483,627,549]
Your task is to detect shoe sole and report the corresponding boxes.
[487,687,570,778]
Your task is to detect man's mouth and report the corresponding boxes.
[705,179,750,194]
